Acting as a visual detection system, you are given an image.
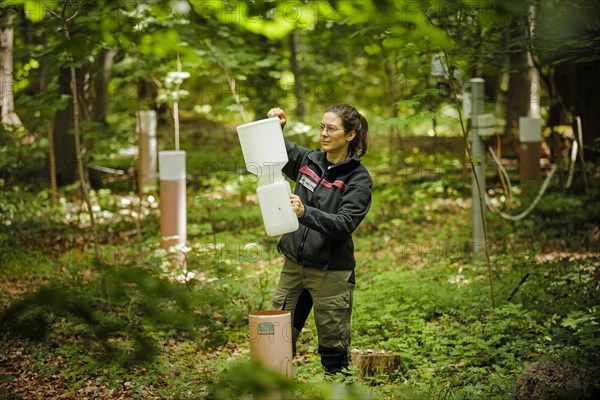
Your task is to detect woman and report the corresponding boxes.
[266,104,372,375]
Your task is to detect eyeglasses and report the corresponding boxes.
[318,123,345,135]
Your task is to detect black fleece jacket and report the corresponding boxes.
[277,139,373,270]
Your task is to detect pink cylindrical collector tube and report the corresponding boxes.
[249,310,293,400]
[159,150,187,251]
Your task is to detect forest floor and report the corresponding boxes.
[1,169,599,399]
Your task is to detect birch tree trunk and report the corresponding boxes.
[1,13,24,129]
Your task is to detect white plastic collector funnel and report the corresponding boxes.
[236,118,299,237]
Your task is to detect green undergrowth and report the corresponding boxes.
[351,254,599,399]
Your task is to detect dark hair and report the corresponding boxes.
[325,104,369,156]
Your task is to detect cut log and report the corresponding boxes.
[351,349,402,380]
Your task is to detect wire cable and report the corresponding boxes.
[488,147,514,200]
[485,148,557,221]
[495,134,511,209]
[566,139,578,189]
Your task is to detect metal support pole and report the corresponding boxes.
[470,78,486,258]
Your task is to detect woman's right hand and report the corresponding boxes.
[267,107,287,128]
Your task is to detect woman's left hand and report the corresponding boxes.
[290,194,304,218]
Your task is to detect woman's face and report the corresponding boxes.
[319,112,355,156]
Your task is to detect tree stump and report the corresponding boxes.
[351,349,402,380]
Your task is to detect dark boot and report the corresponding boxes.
[318,345,350,375]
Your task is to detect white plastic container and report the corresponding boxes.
[519,117,542,143]
[236,118,299,237]
[475,114,495,137]
[237,117,287,174]
[257,181,298,236]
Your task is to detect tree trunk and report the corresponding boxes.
[62,18,101,260]
[138,76,159,112]
[552,59,600,150]
[47,119,58,204]
[380,45,398,180]
[289,29,305,120]
[573,60,600,149]
[504,58,531,137]
[94,49,116,125]
[1,13,24,129]
[53,67,78,185]
[504,15,534,137]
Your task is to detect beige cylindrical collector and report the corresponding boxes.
[137,110,158,191]
[159,150,186,251]
[519,117,542,185]
[249,310,293,399]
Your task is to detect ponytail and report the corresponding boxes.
[325,104,369,156]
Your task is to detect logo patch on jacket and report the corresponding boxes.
[299,174,317,192]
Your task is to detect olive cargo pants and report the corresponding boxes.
[271,258,355,374]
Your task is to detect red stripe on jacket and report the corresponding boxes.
[299,165,346,192]
[300,165,320,182]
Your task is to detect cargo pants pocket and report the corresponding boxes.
[271,289,287,311]
[313,290,353,350]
